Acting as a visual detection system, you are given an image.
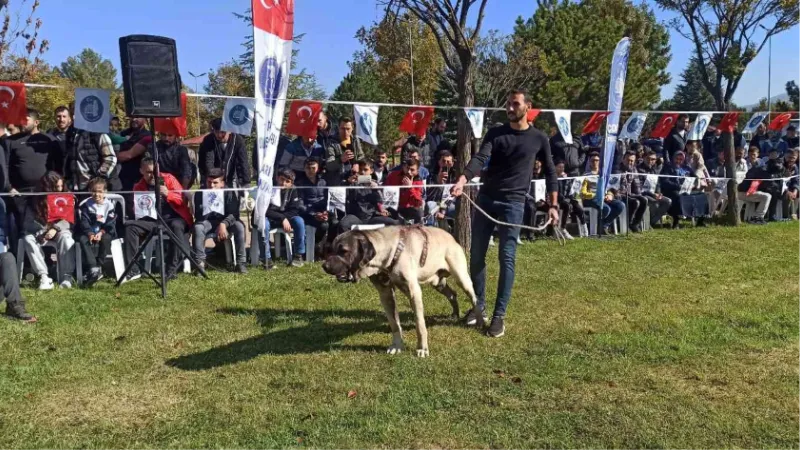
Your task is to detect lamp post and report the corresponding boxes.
[188,71,207,137]
[759,25,772,119]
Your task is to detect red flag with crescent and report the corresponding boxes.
[526,109,541,123]
[0,82,27,125]
[399,106,434,136]
[768,112,794,131]
[46,194,76,224]
[582,111,610,134]
[286,100,323,138]
[153,92,188,137]
[650,113,679,139]
[253,0,294,40]
[717,112,739,134]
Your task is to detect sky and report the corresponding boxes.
[22,0,800,107]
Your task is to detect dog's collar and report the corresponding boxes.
[389,225,429,269]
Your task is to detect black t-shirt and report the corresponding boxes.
[463,124,558,203]
[4,132,60,190]
[119,128,152,190]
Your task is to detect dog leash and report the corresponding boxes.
[452,195,567,246]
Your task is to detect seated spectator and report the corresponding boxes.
[78,178,117,287]
[706,149,727,216]
[747,146,763,169]
[660,151,694,228]
[581,152,624,235]
[0,252,36,322]
[279,134,325,179]
[617,152,648,232]
[124,158,193,281]
[426,150,457,225]
[733,146,749,174]
[707,148,726,175]
[157,133,194,189]
[737,163,772,224]
[324,117,364,186]
[192,168,246,273]
[763,147,785,221]
[750,123,772,154]
[23,172,76,289]
[385,158,425,224]
[522,159,548,240]
[372,150,389,185]
[554,160,585,238]
[263,169,306,269]
[199,118,250,188]
[782,149,799,219]
[338,162,399,233]
[637,150,672,226]
[296,157,330,256]
[391,148,430,181]
[780,126,799,153]
[687,152,711,226]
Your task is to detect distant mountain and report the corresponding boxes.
[741,93,791,111]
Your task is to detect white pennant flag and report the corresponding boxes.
[221,98,256,135]
[134,192,157,220]
[553,110,572,144]
[570,176,586,196]
[607,174,621,191]
[533,179,547,202]
[74,88,111,134]
[328,187,346,212]
[680,177,696,194]
[743,111,769,134]
[465,108,485,139]
[202,190,226,217]
[354,104,379,146]
[381,186,400,210]
[688,114,712,141]
[642,174,658,194]
[619,112,648,140]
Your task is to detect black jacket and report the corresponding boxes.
[762,158,785,194]
[193,190,240,226]
[199,133,250,188]
[325,136,365,186]
[118,128,151,190]
[295,174,328,214]
[401,136,433,169]
[738,166,770,193]
[266,187,305,222]
[157,140,194,188]
[346,187,382,221]
[549,133,585,176]
[663,127,687,162]
[426,165,457,203]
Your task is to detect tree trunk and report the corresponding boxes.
[454,61,475,251]
[721,131,741,225]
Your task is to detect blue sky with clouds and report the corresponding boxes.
[29,0,800,106]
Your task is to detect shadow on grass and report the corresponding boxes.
[166,307,458,371]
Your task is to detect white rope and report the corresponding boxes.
[458,195,567,245]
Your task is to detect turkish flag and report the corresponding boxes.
[768,112,794,131]
[399,106,434,136]
[650,113,679,139]
[252,0,294,41]
[717,112,739,134]
[46,194,76,224]
[286,100,323,138]
[526,109,541,123]
[0,82,27,125]
[153,93,188,137]
[582,111,610,135]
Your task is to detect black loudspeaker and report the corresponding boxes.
[119,35,182,117]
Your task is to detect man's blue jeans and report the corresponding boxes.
[263,216,306,260]
[470,194,525,319]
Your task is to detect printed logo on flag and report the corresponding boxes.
[626,116,643,133]
[746,113,767,132]
[229,104,250,126]
[359,112,374,136]
[259,57,286,110]
[79,95,104,123]
[558,117,570,138]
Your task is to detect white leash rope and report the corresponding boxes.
[459,195,567,245]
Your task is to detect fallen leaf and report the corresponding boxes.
[607,381,617,388]
[114,292,121,299]
[511,376,522,384]
[114,335,126,342]
[347,390,357,399]
[492,369,505,378]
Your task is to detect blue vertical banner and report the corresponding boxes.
[597,37,631,203]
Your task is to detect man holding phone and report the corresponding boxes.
[426,150,457,223]
[325,117,365,186]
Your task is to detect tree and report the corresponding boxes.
[655,0,798,111]
[0,0,49,82]
[58,49,117,90]
[384,0,491,250]
[786,81,799,111]
[663,57,717,111]
[513,0,671,111]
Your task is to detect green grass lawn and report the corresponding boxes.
[1,222,798,449]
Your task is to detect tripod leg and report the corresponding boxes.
[157,226,167,298]
[158,215,209,279]
[116,227,159,286]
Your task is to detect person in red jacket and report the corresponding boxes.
[385,158,425,224]
[123,157,193,281]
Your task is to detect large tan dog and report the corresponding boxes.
[322,226,483,357]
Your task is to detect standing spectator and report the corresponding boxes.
[124,158,193,281]
[338,162,399,233]
[750,123,772,154]
[763,147,785,221]
[116,118,152,191]
[747,146,763,169]
[110,117,122,134]
[779,126,799,152]
[385,158,425,224]
[707,148,726,175]
[192,168,247,273]
[617,153,648,232]
[198,118,250,188]
[278,134,325,179]
[0,252,36,322]
[737,164,772,224]
[372,150,389,184]
[638,150,672,226]
[296,157,330,257]
[581,152,624,235]
[263,169,307,268]
[316,111,336,150]
[663,114,690,163]
[64,120,119,192]
[426,150,457,224]
[782,150,799,219]
[22,172,76,289]
[325,117,365,186]
[427,118,451,162]
[77,177,117,286]
[48,105,72,168]
[550,132,586,176]
[401,132,433,170]
[156,133,194,189]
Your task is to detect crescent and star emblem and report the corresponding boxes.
[0,86,16,109]
[411,110,425,124]
[297,105,313,123]
[260,0,279,9]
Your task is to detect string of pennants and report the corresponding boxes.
[1,82,796,143]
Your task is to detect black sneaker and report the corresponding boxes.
[291,254,304,268]
[486,316,505,338]
[235,263,248,274]
[195,261,206,275]
[263,259,274,270]
[463,308,487,327]
[84,267,104,287]
[5,302,36,323]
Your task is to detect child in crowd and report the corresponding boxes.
[23,172,76,289]
[78,177,117,286]
[263,169,306,269]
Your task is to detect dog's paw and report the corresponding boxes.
[386,345,404,355]
[416,348,430,358]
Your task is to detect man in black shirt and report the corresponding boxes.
[156,133,194,189]
[117,117,152,191]
[451,90,559,338]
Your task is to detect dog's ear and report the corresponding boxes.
[356,233,376,268]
